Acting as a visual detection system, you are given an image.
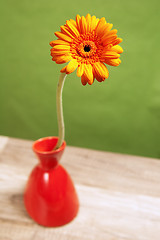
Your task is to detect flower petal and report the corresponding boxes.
[80,16,87,34]
[77,63,84,77]
[51,51,71,57]
[93,66,105,82]
[110,45,123,53]
[105,23,113,32]
[102,29,117,40]
[76,14,81,33]
[50,40,70,47]
[52,44,70,51]
[104,58,121,66]
[95,17,106,37]
[97,23,113,38]
[101,51,120,59]
[93,62,109,79]
[66,59,78,74]
[85,13,92,32]
[61,25,76,39]
[112,38,123,46]
[51,46,70,55]
[55,55,72,64]
[66,20,80,38]
[81,75,88,86]
[54,32,72,43]
[51,50,71,55]
[95,75,105,82]
[90,15,99,31]
[100,63,109,78]
[83,64,94,85]
[102,35,118,46]
[60,65,67,73]
[68,19,77,28]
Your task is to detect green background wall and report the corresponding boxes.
[0,0,159,158]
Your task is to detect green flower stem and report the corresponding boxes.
[54,72,67,150]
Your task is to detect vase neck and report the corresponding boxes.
[32,137,66,170]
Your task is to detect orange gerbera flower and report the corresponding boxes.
[50,14,123,86]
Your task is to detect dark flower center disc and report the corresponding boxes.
[84,45,91,52]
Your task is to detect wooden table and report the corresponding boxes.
[0,136,160,240]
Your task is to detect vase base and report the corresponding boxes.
[24,164,79,227]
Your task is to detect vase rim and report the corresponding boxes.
[32,136,66,155]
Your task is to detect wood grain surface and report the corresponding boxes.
[0,135,160,240]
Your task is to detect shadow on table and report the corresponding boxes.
[10,190,33,223]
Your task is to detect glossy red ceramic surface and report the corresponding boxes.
[24,137,79,227]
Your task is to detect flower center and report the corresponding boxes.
[70,33,103,64]
[76,41,97,58]
[84,45,91,52]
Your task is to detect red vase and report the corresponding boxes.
[24,136,79,227]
